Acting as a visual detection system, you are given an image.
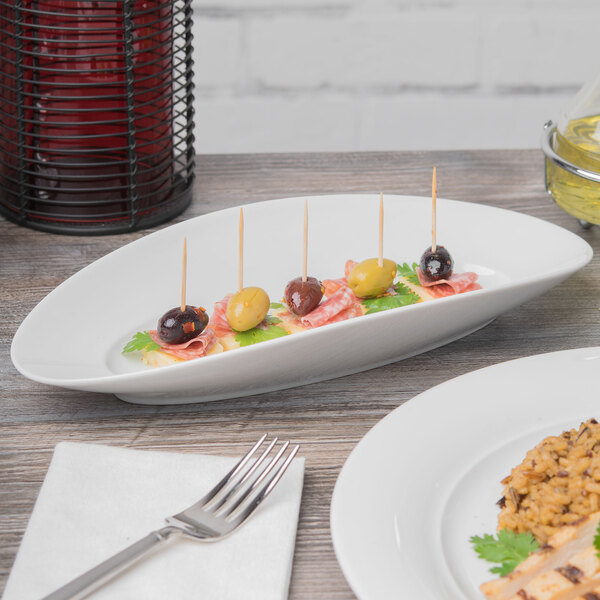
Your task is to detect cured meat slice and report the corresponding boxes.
[345,259,358,278]
[208,294,232,336]
[416,268,481,297]
[322,277,347,298]
[148,328,216,360]
[326,302,364,324]
[426,281,481,298]
[322,259,358,298]
[301,286,357,328]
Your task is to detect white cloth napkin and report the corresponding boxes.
[3,442,304,600]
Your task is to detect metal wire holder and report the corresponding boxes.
[0,0,195,234]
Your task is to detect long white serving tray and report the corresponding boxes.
[11,194,593,404]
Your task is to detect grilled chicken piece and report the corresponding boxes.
[574,588,600,600]
[481,513,600,600]
[506,546,600,600]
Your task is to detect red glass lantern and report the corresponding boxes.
[0,0,194,234]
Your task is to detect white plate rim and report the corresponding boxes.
[330,345,600,600]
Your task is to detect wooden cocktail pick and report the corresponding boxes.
[431,166,437,253]
[238,207,244,293]
[181,237,187,312]
[302,199,308,282]
[378,192,384,268]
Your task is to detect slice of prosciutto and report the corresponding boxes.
[148,328,216,360]
[416,268,481,298]
[300,285,358,328]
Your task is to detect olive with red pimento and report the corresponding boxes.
[157,305,209,344]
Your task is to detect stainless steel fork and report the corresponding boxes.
[43,435,300,600]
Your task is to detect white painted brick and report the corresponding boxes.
[184,2,598,153]
[192,0,350,8]
[248,18,344,88]
[482,12,600,88]
[248,13,479,89]
[333,14,479,87]
[448,0,599,7]
[358,93,574,151]
[193,96,357,152]
[192,17,242,87]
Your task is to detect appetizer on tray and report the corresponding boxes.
[122,238,220,367]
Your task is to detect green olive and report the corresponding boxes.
[347,258,397,298]
[226,286,270,332]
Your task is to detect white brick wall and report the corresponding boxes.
[191,1,600,153]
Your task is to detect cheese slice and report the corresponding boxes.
[396,275,435,302]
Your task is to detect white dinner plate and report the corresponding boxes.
[330,346,600,600]
[11,194,592,405]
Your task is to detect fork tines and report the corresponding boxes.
[184,435,300,527]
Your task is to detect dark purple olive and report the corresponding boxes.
[157,305,209,344]
[419,245,454,281]
[284,276,324,317]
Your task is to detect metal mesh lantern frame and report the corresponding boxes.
[0,0,195,235]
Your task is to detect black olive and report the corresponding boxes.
[284,276,324,317]
[157,305,209,344]
[419,245,453,281]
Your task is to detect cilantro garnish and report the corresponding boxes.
[594,521,600,558]
[361,282,421,314]
[470,530,538,576]
[396,262,420,286]
[234,319,288,347]
[270,302,284,309]
[122,331,161,354]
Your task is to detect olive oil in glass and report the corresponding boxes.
[546,114,600,225]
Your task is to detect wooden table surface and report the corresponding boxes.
[1,149,599,599]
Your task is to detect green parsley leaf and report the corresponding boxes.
[234,322,288,347]
[361,282,421,314]
[594,520,600,558]
[470,530,538,577]
[122,331,161,354]
[396,262,421,286]
[270,302,284,309]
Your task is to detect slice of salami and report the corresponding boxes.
[322,259,359,298]
[416,268,480,297]
[345,259,358,278]
[208,294,232,337]
[322,277,347,298]
[148,328,216,360]
[301,286,357,328]
[326,302,364,324]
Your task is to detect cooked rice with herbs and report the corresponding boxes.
[497,419,600,544]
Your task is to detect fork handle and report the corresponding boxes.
[41,526,182,600]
